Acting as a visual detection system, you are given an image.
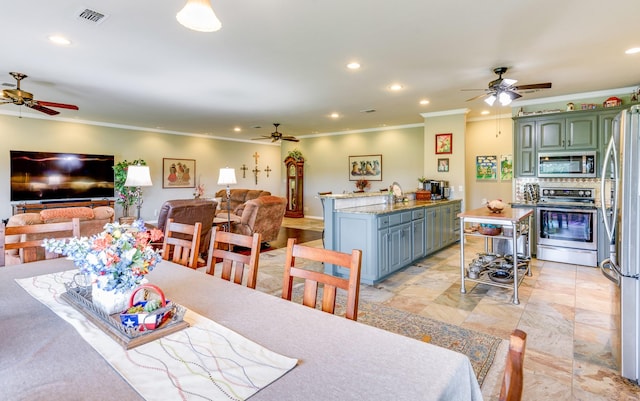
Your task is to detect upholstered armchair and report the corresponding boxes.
[229,196,287,244]
[214,189,271,216]
[157,199,218,255]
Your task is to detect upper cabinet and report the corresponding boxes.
[514,120,536,177]
[537,115,598,151]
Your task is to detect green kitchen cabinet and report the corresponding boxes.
[514,119,536,177]
[537,115,598,151]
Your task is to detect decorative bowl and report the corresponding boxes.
[486,199,506,213]
[478,224,502,236]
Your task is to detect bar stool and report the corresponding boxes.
[318,191,332,247]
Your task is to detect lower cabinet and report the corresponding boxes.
[331,200,460,285]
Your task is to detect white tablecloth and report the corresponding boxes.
[1,258,483,401]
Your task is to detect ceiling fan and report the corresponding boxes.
[1,72,79,115]
[463,67,552,106]
[252,123,299,142]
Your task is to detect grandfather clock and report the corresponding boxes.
[284,156,304,218]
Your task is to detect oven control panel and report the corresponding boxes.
[540,187,594,199]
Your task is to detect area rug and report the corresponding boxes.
[290,286,501,386]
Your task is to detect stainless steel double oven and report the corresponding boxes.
[536,187,598,267]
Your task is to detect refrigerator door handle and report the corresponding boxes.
[599,258,621,286]
[600,135,618,242]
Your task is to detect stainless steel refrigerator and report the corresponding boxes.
[600,105,640,383]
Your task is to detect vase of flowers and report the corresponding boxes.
[355,178,370,192]
[43,220,164,315]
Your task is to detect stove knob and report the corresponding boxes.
[549,189,555,195]
[584,190,591,197]
[578,190,584,196]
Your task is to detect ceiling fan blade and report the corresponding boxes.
[465,93,489,102]
[36,100,79,110]
[251,136,271,140]
[513,82,552,90]
[26,103,60,115]
[282,137,300,142]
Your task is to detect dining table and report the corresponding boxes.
[0,258,483,401]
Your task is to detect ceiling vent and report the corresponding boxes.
[76,8,108,24]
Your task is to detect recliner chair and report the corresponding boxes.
[157,199,218,255]
[229,196,286,245]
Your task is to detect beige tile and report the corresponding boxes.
[573,360,640,400]
[416,303,470,326]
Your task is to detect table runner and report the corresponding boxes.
[16,270,298,401]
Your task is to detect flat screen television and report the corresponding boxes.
[10,150,115,202]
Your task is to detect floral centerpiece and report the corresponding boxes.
[355,178,370,192]
[43,220,164,314]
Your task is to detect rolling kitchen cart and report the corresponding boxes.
[458,206,533,304]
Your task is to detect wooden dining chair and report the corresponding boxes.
[499,329,527,401]
[282,238,362,320]
[161,218,202,269]
[205,226,261,288]
[0,218,81,266]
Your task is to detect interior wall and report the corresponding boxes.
[422,110,468,208]
[464,114,514,209]
[0,115,283,222]
[281,125,424,218]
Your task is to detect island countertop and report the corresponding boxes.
[335,199,461,215]
[457,205,533,223]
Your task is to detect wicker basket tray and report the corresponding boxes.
[478,224,502,236]
[61,282,189,350]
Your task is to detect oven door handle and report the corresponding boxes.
[599,258,621,286]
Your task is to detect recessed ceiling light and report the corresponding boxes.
[330,112,340,119]
[419,99,430,105]
[346,62,361,70]
[389,84,403,91]
[233,127,241,132]
[625,47,640,54]
[481,110,490,115]
[49,35,71,45]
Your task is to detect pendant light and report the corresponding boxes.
[177,0,222,32]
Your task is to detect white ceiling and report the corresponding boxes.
[1,0,639,141]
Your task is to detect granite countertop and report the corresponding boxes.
[336,199,460,215]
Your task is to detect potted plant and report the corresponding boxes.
[287,149,304,161]
[113,159,147,218]
[418,176,429,190]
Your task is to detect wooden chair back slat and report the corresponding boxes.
[499,329,527,401]
[161,218,202,269]
[282,238,362,320]
[0,218,81,266]
[205,227,261,289]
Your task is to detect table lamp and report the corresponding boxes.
[217,167,237,232]
[124,164,153,220]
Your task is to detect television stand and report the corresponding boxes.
[12,200,115,214]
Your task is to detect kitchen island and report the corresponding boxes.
[321,192,461,284]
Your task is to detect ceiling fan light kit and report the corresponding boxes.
[466,66,551,106]
[176,0,222,32]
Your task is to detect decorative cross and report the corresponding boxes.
[252,166,260,185]
[264,165,272,178]
[240,164,248,179]
[252,152,260,165]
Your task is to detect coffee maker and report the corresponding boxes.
[430,180,449,200]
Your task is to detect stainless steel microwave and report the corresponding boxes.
[538,151,597,178]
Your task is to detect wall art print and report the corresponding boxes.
[500,154,513,181]
[435,133,452,154]
[349,154,382,181]
[437,158,449,172]
[163,158,196,188]
[476,155,497,180]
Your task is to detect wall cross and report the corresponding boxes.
[240,164,248,179]
[252,165,260,185]
[264,165,272,178]
[252,152,260,165]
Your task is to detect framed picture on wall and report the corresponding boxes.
[500,154,513,181]
[437,158,449,172]
[476,155,497,180]
[435,133,452,154]
[349,154,382,181]
[163,158,196,188]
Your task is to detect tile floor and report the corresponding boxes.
[275,218,640,400]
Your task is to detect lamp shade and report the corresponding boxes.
[217,168,237,185]
[124,165,153,187]
[176,0,222,32]
[484,95,497,106]
[499,91,514,106]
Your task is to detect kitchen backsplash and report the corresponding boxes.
[514,177,607,206]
